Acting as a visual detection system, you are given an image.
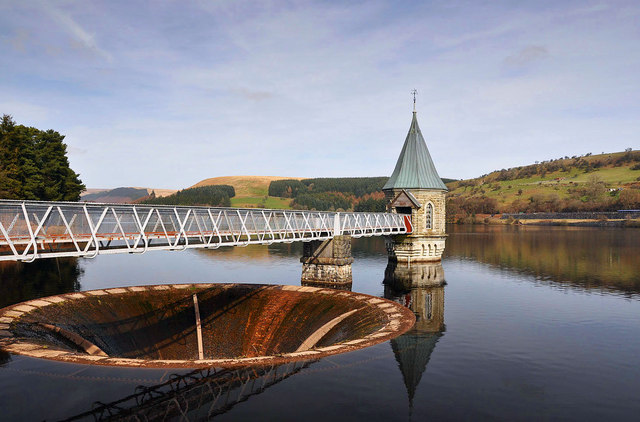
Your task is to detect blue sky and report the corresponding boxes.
[1,0,638,189]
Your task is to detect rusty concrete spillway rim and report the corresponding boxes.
[0,283,416,368]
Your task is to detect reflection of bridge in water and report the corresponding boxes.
[61,361,314,421]
[0,200,407,262]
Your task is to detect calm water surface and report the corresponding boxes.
[0,225,639,421]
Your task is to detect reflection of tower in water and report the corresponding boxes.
[384,261,445,409]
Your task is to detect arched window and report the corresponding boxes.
[426,203,433,229]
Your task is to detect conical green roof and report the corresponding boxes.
[383,112,447,191]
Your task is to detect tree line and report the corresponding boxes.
[269,177,456,212]
[269,177,389,198]
[140,185,235,207]
[269,177,389,211]
[0,115,85,201]
[482,150,640,183]
[447,175,640,222]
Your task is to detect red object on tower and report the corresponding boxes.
[403,215,413,233]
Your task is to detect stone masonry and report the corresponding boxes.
[383,260,445,288]
[300,235,353,289]
[385,188,447,263]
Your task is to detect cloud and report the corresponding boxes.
[67,145,88,155]
[6,28,30,52]
[40,2,113,62]
[234,88,275,101]
[0,101,50,123]
[504,45,550,67]
[2,0,639,187]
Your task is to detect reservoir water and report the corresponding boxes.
[0,225,639,421]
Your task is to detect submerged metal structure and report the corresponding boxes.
[63,361,314,421]
[0,200,408,262]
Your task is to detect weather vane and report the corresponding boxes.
[411,89,417,112]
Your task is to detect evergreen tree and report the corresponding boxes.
[0,115,23,198]
[35,129,84,201]
[141,185,235,207]
[0,114,85,201]
[17,125,44,200]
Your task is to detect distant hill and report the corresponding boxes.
[191,175,303,196]
[191,176,304,208]
[190,175,456,210]
[140,185,235,207]
[446,150,640,220]
[81,175,457,209]
[268,176,457,211]
[268,177,387,211]
[81,187,177,203]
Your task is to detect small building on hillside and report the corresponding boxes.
[383,109,447,262]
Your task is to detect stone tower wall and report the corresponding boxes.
[385,188,447,262]
[384,189,446,236]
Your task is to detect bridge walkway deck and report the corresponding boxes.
[0,200,409,261]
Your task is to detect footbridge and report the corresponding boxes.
[0,200,410,262]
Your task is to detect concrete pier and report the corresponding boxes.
[300,235,353,289]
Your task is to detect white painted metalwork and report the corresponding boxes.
[0,200,408,261]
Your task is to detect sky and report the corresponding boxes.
[1,0,638,189]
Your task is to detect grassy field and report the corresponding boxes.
[186,151,640,212]
[191,175,302,209]
[191,175,302,196]
[447,151,640,209]
[230,196,293,209]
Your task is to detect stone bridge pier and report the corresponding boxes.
[300,235,353,290]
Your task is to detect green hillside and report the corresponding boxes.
[140,185,235,207]
[446,150,640,220]
[190,175,300,209]
[189,176,454,211]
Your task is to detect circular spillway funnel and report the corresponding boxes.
[0,284,415,368]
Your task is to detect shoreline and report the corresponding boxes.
[516,219,640,227]
[450,215,640,228]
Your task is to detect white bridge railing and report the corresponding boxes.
[0,200,409,262]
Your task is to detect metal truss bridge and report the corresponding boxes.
[0,200,409,262]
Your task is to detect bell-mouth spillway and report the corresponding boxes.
[0,284,415,368]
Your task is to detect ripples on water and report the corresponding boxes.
[0,225,639,420]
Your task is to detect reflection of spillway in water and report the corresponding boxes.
[64,361,314,421]
[0,283,415,367]
[0,348,9,366]
[384,261,445,408]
